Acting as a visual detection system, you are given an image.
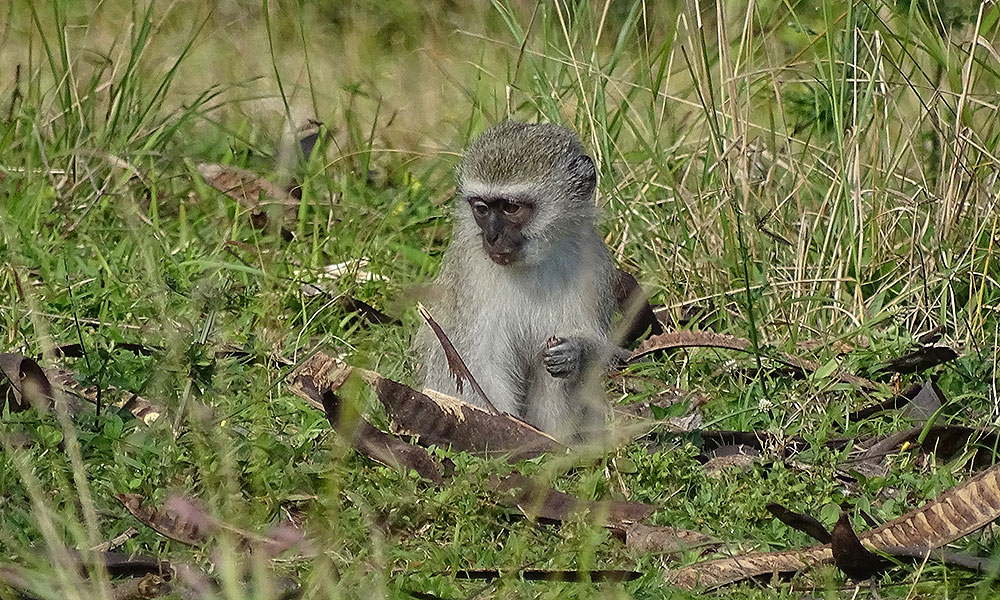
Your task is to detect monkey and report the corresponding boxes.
[414,120,617,442]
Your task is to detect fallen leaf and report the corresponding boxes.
[319,387,444,485]
[45,367,165,426]
[116,493,212,546]
[375,378,564,460]
[672,463,1000,589]
[196,163,299,233]
[287,365,443,485]
[0,353,52,411]
[874,346,959,376]
[765,503,831,543]
[489,473,655,531]
[624,522,718,554]
[453,569,640,582]
[831,512,884,581]
[338,297,399,326]
[848,423,999,472]
[417,303,499,413]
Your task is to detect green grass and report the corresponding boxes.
[1,0,1000,598]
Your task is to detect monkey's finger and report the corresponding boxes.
[543,353,579,378]
[545,365,576,378]
[542,352,578,365]
[543,346,577,363]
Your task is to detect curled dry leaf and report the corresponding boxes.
[116,493,213,546]
[849,380,939,422]
[654,302,721,331]
[629,331,878,390]
[97,551,172,580]
[454,569,641,582]
[318,387,444,485]
[672,463,1000,589]
[847,423,1000,473]
[44,366,165,426]
[287,351,561,460]
[624,522,718,555]
[376,378,564,460]
[286,352,353,411]
[416,303,499,414]
[0,353,52,412]
[196,163,299,232]
[831,512,883,581]
[698,429,828,458]
[337,297,399,326]
[489,473,655,531]
[874,345,959,376]
[612,268,664,346]
[765,503,831,544]
[287,355,443,484]
[876,545,1000,573]
[52,342,157,358]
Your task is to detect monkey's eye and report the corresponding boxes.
[501,200,522,216]
[469,199,489,217]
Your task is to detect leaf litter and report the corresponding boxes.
[2,253,997,594]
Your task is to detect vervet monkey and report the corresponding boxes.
[415,121,616,441]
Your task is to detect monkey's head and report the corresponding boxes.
[456,121,598,266]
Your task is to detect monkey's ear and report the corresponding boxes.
[568,154,597,190]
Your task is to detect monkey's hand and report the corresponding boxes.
[543,336,593,379]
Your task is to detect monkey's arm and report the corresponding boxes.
[542,336,630,379]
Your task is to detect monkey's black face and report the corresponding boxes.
[466,196,534,265]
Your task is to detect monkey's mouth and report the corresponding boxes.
[482,239,520,265]
[487,250,517,266]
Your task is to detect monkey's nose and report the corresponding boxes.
[483,220,503,245]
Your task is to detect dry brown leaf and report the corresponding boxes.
[672,463,1000,589]
[624,522,718,554]
[454,569,640,582]
[196,163,299,231]
[376,378,564,460]
[416,303,499,413]
[116,493,212,546]
[875,345,959,376]
[765,503,831,544]
[612,268,664,346]
[845,423,1000,474]
[0,353,52,411]
[489,473,655,531]
[831,512,882,581]
[287,356,444,484]
[323,389,444,485]
[45,366,165,426]
[287,352,353,411]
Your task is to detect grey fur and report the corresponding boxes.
[414,121,615,441]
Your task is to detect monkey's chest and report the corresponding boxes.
[476,285,594,352]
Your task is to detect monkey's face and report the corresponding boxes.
[466,195,534,265]
[456,121,599,266]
